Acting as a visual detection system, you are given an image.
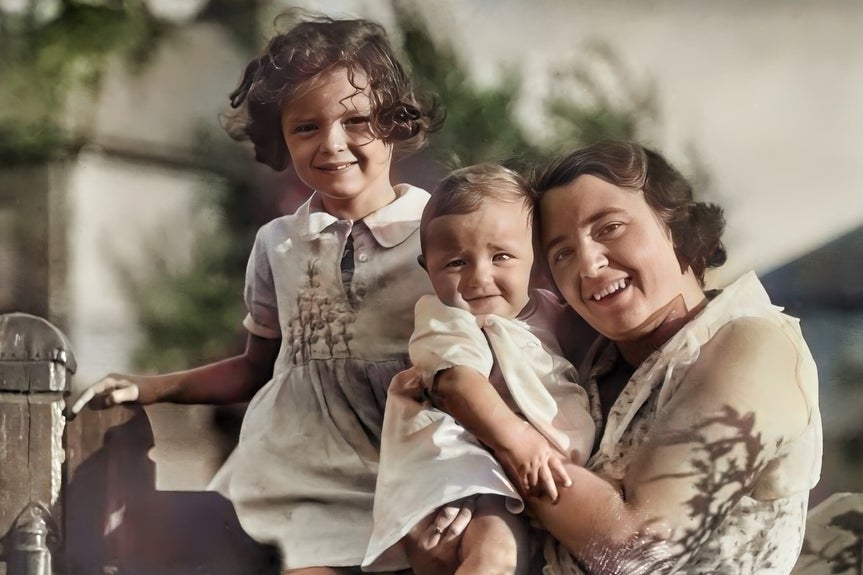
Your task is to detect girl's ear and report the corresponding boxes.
[417,254,426,270]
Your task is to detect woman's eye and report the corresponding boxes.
[597,222,623,237]
[551,248,573,264]
[293,124,317,134]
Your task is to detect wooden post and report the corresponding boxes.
[0,313,75,575]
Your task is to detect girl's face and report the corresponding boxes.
[281,67,394,220]
[540,174,705,342]
[423,198,534,318]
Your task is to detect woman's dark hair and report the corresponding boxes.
[224,10,443,171]
[531,139,726,284]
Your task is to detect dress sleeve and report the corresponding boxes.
[242,224,281,339]
[409,295,494,389]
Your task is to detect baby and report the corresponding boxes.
[364,164,596,574]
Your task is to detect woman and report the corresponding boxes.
[527,139,822,574]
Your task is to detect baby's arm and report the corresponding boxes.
[70,333,280,415]
[411,295,571,500]
[432,366,572,500]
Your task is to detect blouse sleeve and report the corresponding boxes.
[409,295,494,389]
[242,224,281,340]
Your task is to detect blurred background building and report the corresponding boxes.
[1,0,861,501]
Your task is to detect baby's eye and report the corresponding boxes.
[492,253,513,262]
[445,259,466,268]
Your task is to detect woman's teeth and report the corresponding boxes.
[592,278,629,301]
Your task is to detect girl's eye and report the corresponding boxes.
[445,259,466,268]
[492,253,513,262]
[293,124,317,134]
[344,115,370,126]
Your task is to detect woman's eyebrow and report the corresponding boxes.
[543,207,627,251]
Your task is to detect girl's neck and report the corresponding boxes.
[616,292,708,367]
[320,184,397,222]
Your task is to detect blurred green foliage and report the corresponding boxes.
[0,1,165,165]
[0,0,668,371]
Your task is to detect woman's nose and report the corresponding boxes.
[578,242,608,277]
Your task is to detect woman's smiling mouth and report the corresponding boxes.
[591,277,630,301]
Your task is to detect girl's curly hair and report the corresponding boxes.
[224,11,443,171]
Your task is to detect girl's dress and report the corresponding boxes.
[209,184,433,569]
[364,289,595,571]
[543,272,823,575]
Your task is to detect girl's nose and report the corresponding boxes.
[320,123,348,153]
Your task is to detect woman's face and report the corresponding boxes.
[539,174,705,342]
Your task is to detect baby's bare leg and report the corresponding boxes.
[456,494,531,575]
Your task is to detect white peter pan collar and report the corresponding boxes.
[297,184,429,247]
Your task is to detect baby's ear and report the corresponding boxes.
[417,254,427,270]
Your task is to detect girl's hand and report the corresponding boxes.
[68,374,140,419]
[495,422,572,502]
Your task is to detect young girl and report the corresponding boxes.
[363,164,596,574]
[71,13,443,574]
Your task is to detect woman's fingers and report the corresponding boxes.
[441,496,475,541]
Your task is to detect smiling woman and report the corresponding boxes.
[527,140,822,574]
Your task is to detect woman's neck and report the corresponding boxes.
[616,293,708,367]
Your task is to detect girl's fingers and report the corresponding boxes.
[109,384,139,405]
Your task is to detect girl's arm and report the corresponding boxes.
[70,333,281,414]
[434,366,571,500]
[528,317,812,573]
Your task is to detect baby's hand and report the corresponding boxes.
[68,374,140,419]
[496,422,572,502]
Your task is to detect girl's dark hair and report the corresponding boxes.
[225,11,443,171]
[420,163,531,256]
[531,139,726,285]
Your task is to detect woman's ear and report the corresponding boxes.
[417,254,427,270]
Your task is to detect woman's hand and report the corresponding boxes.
[495,422,572,501]
[404,496,476,575]
[68,374,141,419]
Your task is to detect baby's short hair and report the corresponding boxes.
[420,164,532,256]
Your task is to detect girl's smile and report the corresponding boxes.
[281,67,395,221]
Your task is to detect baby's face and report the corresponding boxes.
[423,198,534,318]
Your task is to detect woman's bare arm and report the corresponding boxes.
[528,317,810,572]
